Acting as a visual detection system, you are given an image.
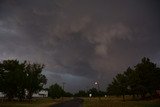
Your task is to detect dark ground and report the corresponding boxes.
[50,98,84,107]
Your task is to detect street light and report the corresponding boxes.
[94,81,100,100]
[94,82,99,91]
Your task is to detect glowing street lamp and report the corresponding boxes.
[94,81,100,99]
[94,82,98,85]
[94,82,99,91]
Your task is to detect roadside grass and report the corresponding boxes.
[0,97,66,107]
[83,96,160,107]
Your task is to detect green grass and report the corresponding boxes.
[0,98,63,107]
[83,97,160,107]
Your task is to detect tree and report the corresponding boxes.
[25,63,47,100]
[124,67,140,98]
[134,57,159,98]
[0,59,47,101]
[48,83,64,99]
[107,57,160,100]
[116,74,128,101]
[64,92,73,97]
[0,62,6,92]
[74,90,87,97]
[88,88,99,97]
[107,74,128,101]
[0,60,26,101]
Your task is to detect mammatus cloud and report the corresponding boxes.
[0,0,160,92]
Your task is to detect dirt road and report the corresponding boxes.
[50,98,84,107]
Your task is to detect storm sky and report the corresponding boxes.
[0,0,160,92]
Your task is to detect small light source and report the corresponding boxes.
[89,94,92,97]
[95,82,98,85]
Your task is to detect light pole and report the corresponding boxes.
[62,82,65,102]
[95,81,100,100]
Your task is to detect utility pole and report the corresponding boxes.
[62,82,65,102]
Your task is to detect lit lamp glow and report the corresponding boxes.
[94,82,98,85]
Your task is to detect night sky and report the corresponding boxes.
[0,0,160,92]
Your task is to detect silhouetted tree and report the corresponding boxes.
[25,63,47,100]
[48,83,64,99]
[88,88,99,97]
[0,59,47,101]
[74,90,87,97]
[107,73,128,101]
[107,57,160,100]
[64,92,73,97]
[123,67,140,98]
[134,57,159,98]
[0,62,6,94]
[0,60,26,101]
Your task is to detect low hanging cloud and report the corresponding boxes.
[0,0,160,91]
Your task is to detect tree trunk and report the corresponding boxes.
[122,94,125,102]
[7,94,13,101]
[27,91,33,102]
[132,94,135,99]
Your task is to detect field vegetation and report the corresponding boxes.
[0,98,54,107]
[83,96,160,107]
[0,97,70,107]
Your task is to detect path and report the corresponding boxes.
[50,98,84,107]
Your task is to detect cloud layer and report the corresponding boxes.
[0,0,160,92]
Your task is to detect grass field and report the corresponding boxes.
[83,96,160,107]
[0,98,64,107]
[1,97,160,107]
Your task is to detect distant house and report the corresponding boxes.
[0,92,5,98]
[0,90,48,98]
[32,90,48,98]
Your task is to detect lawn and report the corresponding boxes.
[0,98,64,107]
[1,97,160,107]
[83,96,160,107]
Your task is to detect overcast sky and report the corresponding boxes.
[0,0,160,92]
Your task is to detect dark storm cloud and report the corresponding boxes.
[0,0,160,91]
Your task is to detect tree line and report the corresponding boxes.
[74,88,106,97]
[106,57,160,101]
[0,60,47,101]
[1,57,160,101]
[48,84,107,98]
[48,83,73,99]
